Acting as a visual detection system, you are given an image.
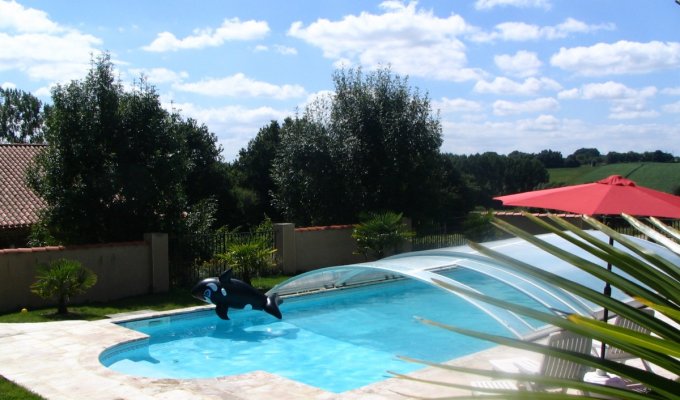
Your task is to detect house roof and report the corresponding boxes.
[0,144,46,229]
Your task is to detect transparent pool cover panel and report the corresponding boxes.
[269,230,680,338]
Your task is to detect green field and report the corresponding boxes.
[548,163,680,193]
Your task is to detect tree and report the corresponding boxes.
[271,114,344,225]
[504,153,549,194]
[569,147,601,166]
[448,152,548,203]
[175,116,237,228]
[0,87,46,143]
[28,53,223,243]
[31,258,97,314]
[234,120,284,225]
[272,67,452,226]
[329,67,444,224]
[535,149,564,168]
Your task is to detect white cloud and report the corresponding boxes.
[474,76,562,95]
[494,51,542,77]
[0,2,102,83]
[559,82,658,120]
[440,118,680,157]
[493,97,559,116]
[0,0,62,33]
[273,45,297,55]
[471,18,613,42]
[33,85,52,97]
[253,44,298,55]
[661,87,680,96]
[128,67,189,84]
[558,81,658,100]
[663,101,680,113]
[300,90,335,109]
[143,18,270,52]
[559,81,657,100]
[288,1,483,82]
[1,81,16,89]
[474,0,551,10]
[551,40,680,76]
[168,101,290,161]
[433,97,484,114]
[173,73,306,99]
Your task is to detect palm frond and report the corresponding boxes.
[393,214,680,400]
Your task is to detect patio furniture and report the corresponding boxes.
[602,308,655,372]
[471,330,593,395]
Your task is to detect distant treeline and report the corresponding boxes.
[530,148,677,168]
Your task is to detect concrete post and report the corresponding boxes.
[274,223,296,274]
[144,233,169,293]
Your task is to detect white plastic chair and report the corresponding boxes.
[471,330,592,395]
[603,308,654,371]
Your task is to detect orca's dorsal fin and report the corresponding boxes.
[219,269,233,285]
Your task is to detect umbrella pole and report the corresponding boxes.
[600,236,614,360]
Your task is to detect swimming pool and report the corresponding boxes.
[101,268,547,393]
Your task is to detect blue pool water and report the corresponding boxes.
[102,269,546,393]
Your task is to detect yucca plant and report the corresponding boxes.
[30,258,98,314]
[217,241,276,285]
[352,211,415,259]
[393,212,680,399]
[214,218,276,285]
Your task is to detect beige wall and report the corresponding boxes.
[0,234,169,313]
[275,224,366,274]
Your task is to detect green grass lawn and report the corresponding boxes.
[549,162,680,192]
[0,376,45,400]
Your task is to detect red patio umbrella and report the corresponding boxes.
[494,175,680,219]
[494,175,680,359]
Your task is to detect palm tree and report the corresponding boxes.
[393,212,680,399]
[30,258,97,314]
[352,211,414,259]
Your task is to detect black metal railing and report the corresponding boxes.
[411,225,467,251]
[169,229,276,288]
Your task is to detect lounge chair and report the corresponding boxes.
[471,330,593,395]
[603,308,654,372]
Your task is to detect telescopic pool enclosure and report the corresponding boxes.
[268,231,680,340]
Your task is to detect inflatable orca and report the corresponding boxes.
[191,269,283,320]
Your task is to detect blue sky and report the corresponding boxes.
[2,0,679,161]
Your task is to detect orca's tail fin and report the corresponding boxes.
[265,293,283,319]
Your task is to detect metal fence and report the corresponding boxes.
[411,227,467,251]
[169,229,276,288]
[409,218,680,253]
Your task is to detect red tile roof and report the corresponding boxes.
[0,144,46,229]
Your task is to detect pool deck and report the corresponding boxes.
[0,307,671,400]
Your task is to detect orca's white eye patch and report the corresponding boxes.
[203,289,211,299]
[207,283,218,292]
[221,288,227,296]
